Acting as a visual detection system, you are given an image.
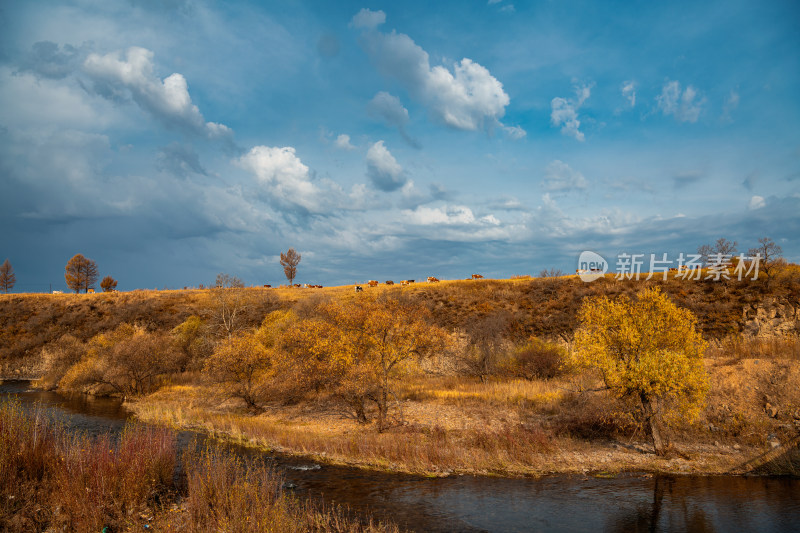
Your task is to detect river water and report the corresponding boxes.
[2,380,798,532]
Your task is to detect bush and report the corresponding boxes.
[502,338,566,380]
[37,334,86,390]
[59,324,180,396]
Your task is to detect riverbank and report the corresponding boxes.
[124,362,799,478]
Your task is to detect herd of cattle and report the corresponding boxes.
[352,274,483,292]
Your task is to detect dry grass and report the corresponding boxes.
[706,334,800,362]
[0,399,175,531]
[398,375,564,408]
[0,399,397,532]
[130,383,556,476]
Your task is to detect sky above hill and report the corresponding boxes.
[1,0,799,290]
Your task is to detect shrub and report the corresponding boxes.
[59,324,180,396]
[37,334,86,389]
[502,338,566,380]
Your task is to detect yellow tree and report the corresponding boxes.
[204,310,296,411]
[282,296,446,431]
[573,287,708,456]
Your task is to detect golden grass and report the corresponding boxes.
[397,376,564,407]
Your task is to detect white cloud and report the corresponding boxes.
[543,160,588,192]
[349,8,386,30]
[238,146,322,211]
[621,80,636,107]
[367,91,422,147]
[83,47,231,138]
[356,18,512,133]
[748,195,765,210]
[366,141,407,191]
[656,80,704,123]
[721,90,739,122]
[368,91,409,127]
[503,124,527,139]
[335,133,355,150]
[550,84,591,141]
[404,205,476,225]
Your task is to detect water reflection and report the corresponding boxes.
[2,380,799,533]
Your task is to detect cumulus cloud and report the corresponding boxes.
[748,195,765,210]
[367,91,421,148]
[404,205,477,225]
[355,15,515,134]
[350,8,386,30]
[550,84,591,141]
[368,91,409,127]
[621,80,636,107]
[238,146,323,211]
[542,160,588,192]
[17,41,91,79]
[656,80,704,123]
[157,142,207,177]
[83,47,231,138]
[334,133,356,150]
[366,141,407,191]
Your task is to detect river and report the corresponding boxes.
[2,380,798,532]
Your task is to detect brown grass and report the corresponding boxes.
[0,399,397,532]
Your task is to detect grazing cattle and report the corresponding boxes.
[293,284,301,288]
[354,285,363,292]
[87,288,95,293]
[368,280,379,287]
[385,280,394,285]
[400,279,415,286]
[426,276,440,283]
[471,274,484,279]
[312,285,323,288]
[263,284,271,288]
[52,290,63,294]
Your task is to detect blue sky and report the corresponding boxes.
[0,0,798,290]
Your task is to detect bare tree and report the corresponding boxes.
[748,237,783,282]
[539,268,564,277]
[64,254,99,293]
[463,311,511,383]
[697,238,737,265]
[100,275,118,292]
[0,259,15,293]
[212,273,247,339]
[280,248,301,286]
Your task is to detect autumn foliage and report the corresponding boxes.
[64,253,98,293]
[573,287,708,455]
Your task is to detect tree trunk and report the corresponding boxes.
[642,394,669,456]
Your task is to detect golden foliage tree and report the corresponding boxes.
[204,310,296,411]
[572,287,708,456]
[205,332,272,411]
[64,253,98,293]
[60,324,179,397]
[100,275,118,292]
[279,248,301,286]
[282,296,446,430]
[171,315,212,371]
